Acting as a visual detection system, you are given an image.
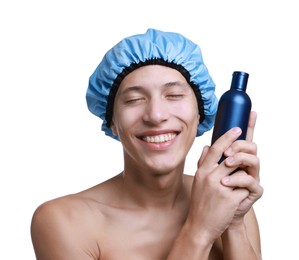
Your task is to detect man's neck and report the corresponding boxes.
[119,166,187,210]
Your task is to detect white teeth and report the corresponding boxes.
[142,133,177,143]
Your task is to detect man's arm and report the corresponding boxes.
[220,111,263,259]
[166,128,250,260]
[167,113,263,259]
[166,221,214,260]
[221,208,262,260]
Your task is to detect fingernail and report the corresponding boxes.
[233,127,242,135]
[222,176,230,184]
[226,156,234,163]
[225,147,232,156]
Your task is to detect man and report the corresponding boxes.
[31,28,263,259]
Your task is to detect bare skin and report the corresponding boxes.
[31,65,263,260]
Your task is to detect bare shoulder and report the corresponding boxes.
[31,191,100,229]
[31,177,115,227]
[31,175,121,259]
[32,173,122,223]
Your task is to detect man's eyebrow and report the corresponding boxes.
[163,81,189,88]
[119,81,189,95]
[119,86,143,95]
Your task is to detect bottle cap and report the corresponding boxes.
[231,71,249,91]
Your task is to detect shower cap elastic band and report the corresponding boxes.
[86,28,218,140]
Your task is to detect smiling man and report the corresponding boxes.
[31,28,263,260]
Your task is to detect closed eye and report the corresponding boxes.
[125,97,146,104]
[166,94,184,100]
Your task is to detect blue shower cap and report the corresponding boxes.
[86,28,218,140]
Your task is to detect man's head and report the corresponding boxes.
[86,28,218,140]
[111,64,201,171]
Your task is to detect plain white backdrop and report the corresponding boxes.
[1,0,298,259]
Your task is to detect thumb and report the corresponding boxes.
[198,145,210,168]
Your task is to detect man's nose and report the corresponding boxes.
[142,97,169,125]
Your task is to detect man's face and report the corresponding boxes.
[111,65,200,173]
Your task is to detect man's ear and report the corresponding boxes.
[110,120,118,137]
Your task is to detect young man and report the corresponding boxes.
[31,28,263,259]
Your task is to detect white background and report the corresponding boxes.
[1,0,298,259]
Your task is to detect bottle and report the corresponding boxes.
[211,71,252,163]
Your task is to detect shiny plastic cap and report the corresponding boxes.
[86,28,218,140]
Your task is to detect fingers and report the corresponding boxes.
[225,152,260,181]
[246,111,257,142]
[202,127,242,169]
[224,140,257,158]
[197,145,210,168]
[197,115,259,183]
[222,171,261,194]
[202,111,257,170]
[222,170,263,202]
[223,134,260,182]
[219,170,263,220]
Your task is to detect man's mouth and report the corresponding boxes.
[141,133,177,143]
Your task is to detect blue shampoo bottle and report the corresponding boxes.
[211,71,252,163]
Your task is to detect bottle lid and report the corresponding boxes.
[231,71,249,91]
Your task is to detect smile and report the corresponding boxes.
[141,133,177,143]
